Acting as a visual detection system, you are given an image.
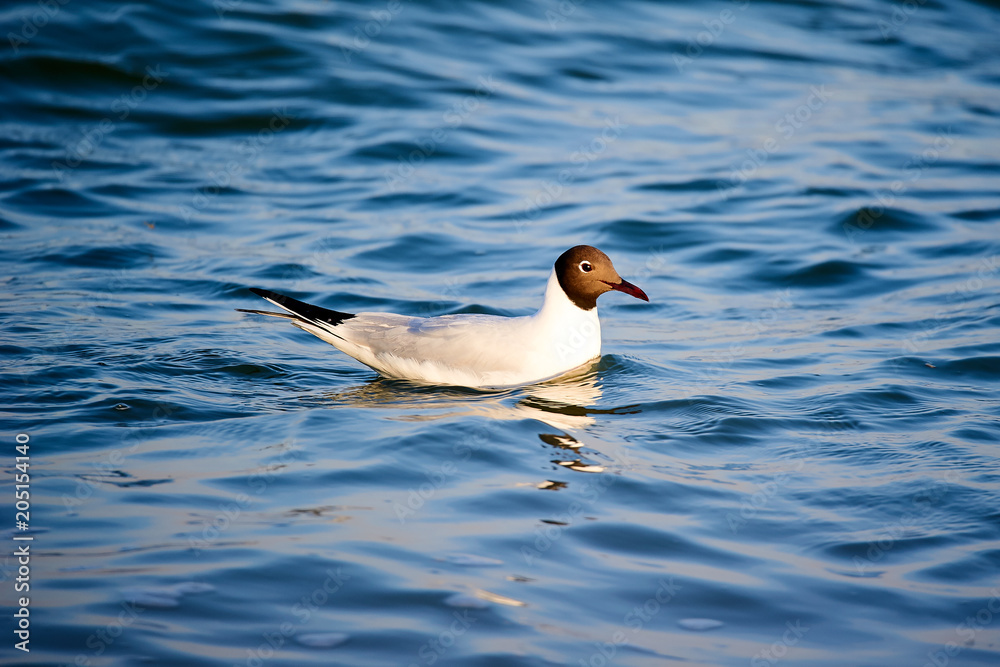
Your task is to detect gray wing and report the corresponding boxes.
[337,312,530,372]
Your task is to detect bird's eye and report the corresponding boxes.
[579,261,593,273]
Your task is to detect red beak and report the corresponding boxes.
[604,279,649,302]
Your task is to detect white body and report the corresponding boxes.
[295,270,601,388]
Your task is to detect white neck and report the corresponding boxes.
[529,269,602,369]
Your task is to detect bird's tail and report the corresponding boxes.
[237,288,356,337]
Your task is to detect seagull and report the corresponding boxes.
[238,245,649,388]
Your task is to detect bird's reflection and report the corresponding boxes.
[321,357,640,478]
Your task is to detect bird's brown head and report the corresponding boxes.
[554,245,650,310]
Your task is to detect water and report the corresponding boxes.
[2,0,999,665]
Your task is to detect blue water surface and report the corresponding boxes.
[2,0,1000,665]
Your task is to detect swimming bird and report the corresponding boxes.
[238,245,649,388]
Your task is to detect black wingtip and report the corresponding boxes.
[248,287,355,326]
[249,287,278,300]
